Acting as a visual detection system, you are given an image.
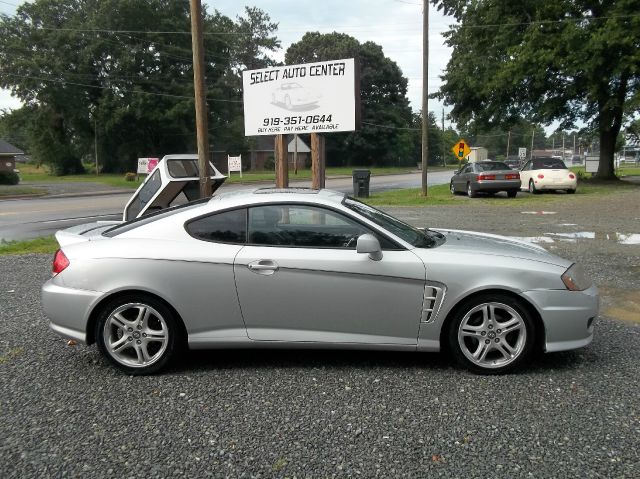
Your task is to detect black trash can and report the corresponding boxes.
[352,169,371,198]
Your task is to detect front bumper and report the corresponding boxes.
[522,284,599,352]
[42,280,103,344]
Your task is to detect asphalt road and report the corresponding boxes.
[1,191,639,478]
[0,170,453,241]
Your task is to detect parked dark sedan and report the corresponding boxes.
[450,161,521,198]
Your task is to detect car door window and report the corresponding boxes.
[186,208,247,244]
[248,204,394,249]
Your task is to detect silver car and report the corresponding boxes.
[450,161,521,198]
[42,188,598,375]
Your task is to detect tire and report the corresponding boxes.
[529,179,540,194]
[567,189,576,194]
[447,293,536,375]
[95,294,182,375]
[450,181,456,195]
[507,190,518,198]
[467,183,476,198]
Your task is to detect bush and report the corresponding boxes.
[263,156,275,171]
[0,171,20,185]
[124,172,136,182]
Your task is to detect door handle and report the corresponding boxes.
[248,260,279,275]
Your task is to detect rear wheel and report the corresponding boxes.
[95,295,182,375]
[507,190,518,198]
[447,294,536,374]
[467,183,476,198]
[529,179,540,194]
[567,189,576,194]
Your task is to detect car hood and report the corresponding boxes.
[428,228,572,268]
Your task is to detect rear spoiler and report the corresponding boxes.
[54,221,120,248]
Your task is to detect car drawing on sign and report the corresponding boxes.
[42,188,598,376]
[450,161,521,198]
[519,157,577,194]
[271,82,321,110]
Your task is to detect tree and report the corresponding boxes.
[431,0,640,179]
[285,32,414,166]
[0,1,279,174]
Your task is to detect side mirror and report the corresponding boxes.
[356,234,383,261]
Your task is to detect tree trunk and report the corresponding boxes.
[595,74,627,180]
[597,126,617,179]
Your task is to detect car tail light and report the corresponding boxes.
[569,173,575,179]
[537,174,544,179]
[478,174,496,180]
[505,173,520,180]
[52,249,69,276]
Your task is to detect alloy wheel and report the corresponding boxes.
[457,302,527,369]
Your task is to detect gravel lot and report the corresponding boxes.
[1,187,639,478]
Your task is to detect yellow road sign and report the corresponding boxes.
[451,139,471,160]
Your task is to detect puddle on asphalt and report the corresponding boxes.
[599,288,640,324]
[511,232,640,245]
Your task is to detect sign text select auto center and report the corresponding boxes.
[248,62,347,85]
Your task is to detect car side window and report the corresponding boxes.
[248,204,396,249]
[186,208,247,244]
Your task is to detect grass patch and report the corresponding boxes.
[0,185,47,197]
[0,236,58,255]
[364,178,637,206]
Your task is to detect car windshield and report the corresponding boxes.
[476,162,510,171]
[533,158,567,169]
[343,197,445,248]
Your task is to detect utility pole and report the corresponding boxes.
[573,134,576,155]
[421,0,429,196]
[189,0,211,198]
[562,133,565,163]
[294,133,298,175]
[530,128,535,161]
[506,130,511,160]
[94,116,99,175]
[441,108,445,167]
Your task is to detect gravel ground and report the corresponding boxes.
[1,188,639,478]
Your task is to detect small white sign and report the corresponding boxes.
[137,157,159,174]
[242,58,356,136]
[518,147,527,159]
[585,155,599,173]
[228,155,242,177]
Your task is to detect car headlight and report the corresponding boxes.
[561,263,592,291]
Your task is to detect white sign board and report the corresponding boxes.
[242,58,356,136]
[228,155,242,177]
[137,157,159,174]
[518,147,527,159]
[585,154,599,173]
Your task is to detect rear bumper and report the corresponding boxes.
[533,180,577,190]
[41,281,103,344]
[521,284,599,353]
[473,180,521,192]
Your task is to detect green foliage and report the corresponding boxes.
[285,32,414,167]
[0,1,279,174]
[432,0,640,179]
[124,172,136,181]
[0,236,58,255]
[263,156,275,171]
[0,171,19,185]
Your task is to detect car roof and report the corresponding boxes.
[206,187,347,211]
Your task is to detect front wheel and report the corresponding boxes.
[567,189,576,194]
[447,294,536,374]
[450,181,456,195]
[467,183,476,198]
[95,295,182,375]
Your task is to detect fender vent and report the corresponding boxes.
[421,285,445,323]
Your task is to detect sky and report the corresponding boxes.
[0,0,455,123]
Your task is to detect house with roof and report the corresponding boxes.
[0,139,24,172]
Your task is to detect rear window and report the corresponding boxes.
[476,162,510,171]
[186,209,247,244]
[533,158,567,169]
[103,198,209,237]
